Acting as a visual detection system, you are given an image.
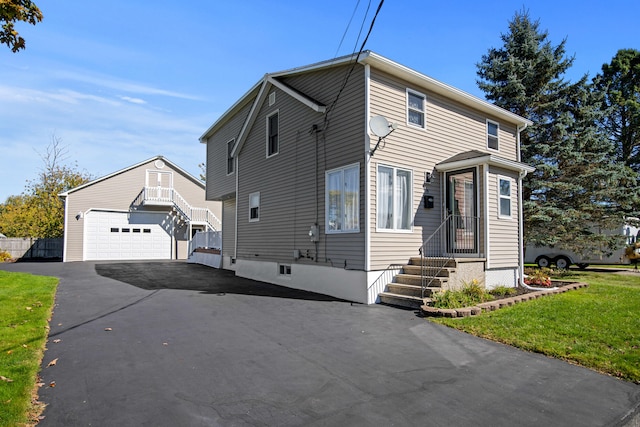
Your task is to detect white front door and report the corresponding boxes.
[146,170,173,200]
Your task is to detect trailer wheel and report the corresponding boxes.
[536,256,551,268]
[576,263,589,270]
[555,256,571,269]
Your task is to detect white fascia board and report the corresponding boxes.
[359,52,533,128]
[436,154,535,174]
[199,79,263,143]
[266,76,326,113]
[231,79,269,158]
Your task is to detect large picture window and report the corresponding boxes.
[378,165,412,231]
[325,164,359,233]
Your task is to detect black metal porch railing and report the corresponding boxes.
[419,215,479,297]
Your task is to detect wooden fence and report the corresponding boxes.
[0,238,63,259]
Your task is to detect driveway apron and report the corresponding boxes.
[2,261,639,426]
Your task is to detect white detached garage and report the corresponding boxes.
[83,210,172,261]
[60,156,222,262]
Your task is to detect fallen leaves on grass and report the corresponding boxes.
[0,375,13,383]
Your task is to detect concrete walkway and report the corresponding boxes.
[2,261,639,426]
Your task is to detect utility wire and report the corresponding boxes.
[323,0,385,129]
[334,0,362,58]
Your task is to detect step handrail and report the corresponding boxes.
[419,215,455,298]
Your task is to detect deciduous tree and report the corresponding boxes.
[0,0,43,52]
[0,136,92,238]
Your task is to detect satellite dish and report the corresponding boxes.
[370,116,391,137]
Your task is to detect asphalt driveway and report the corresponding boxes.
[2,261,639,426]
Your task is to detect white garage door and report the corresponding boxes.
[84,211,171,261]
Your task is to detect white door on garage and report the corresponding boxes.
[84,211,172,261]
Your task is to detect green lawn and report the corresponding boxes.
[0,270,58,427]
[431,271,640,383]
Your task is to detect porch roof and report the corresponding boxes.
[435,150,535,174]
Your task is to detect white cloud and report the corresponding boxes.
[120,96,147,105]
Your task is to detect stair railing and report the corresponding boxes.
[140,186,221,232]
[419,215,455,298]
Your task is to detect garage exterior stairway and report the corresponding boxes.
[135,186,221,232]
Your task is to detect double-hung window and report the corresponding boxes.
[487,120,499,150]
[378,165,412,231]
[249,192,260,222]
[226,139,234,174]
[325,164,359,233]
[267,111,279,157]
[407,89,426,129]
[498,176,511,218]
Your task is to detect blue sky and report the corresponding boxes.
[1,0,638,202]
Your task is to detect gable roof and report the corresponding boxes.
[436,150,535,174]
[59,155,204,198]
[199,51,533,150]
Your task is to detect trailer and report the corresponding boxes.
[525,221,640,269]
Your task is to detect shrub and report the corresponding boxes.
[0,250,11,262]
[431,279,493,309]
[523,268,552,287]
[490,285,518,297]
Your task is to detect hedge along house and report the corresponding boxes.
[201,51,534,306]
[60,156,222,262]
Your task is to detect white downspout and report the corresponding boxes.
[364,63,371,272]
[234,156,239,262]
[516,123,555,290]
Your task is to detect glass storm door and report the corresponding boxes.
[446,169,478,254]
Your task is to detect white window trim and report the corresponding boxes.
[249,191,260,222]
[487,119,499,151]
[226,138,235,175]
[497,175,512,219]
[278,263,292,277]
[266,110,279,158]
[406,88,426,129]
[376,164,414,233]
[325,163,360,234]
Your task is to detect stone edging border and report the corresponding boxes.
[421,281,589,318]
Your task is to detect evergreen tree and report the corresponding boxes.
[594,49,640,172]
[477,9,639,257]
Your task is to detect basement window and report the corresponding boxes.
[279,264,292,276]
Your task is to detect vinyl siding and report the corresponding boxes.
[368,69,518,269]
[487,166,520,268]
[222,198,236,258]
[64,159,220,262]
[235,64,367,270]
[205,100,254,200]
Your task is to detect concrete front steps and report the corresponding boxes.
[378,257,456,309]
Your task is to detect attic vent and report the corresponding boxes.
[268,92,276,106]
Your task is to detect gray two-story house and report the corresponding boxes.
[200,51,533,305]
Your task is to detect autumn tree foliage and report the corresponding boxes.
[0,137,92,238]
[0,0,43,52]
[476,9,640,257]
